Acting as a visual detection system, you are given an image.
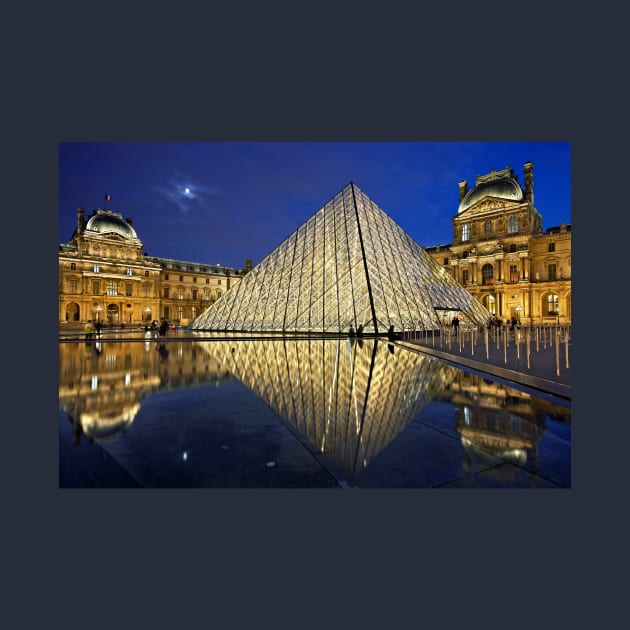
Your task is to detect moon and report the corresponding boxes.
[184,187,190,194]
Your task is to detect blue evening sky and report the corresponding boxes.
[59,142,571,270]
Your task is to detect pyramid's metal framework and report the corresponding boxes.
[191,182,491,334]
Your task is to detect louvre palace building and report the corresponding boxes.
[59,160,570,329]
[424,162,571,326]
[58,207,250,327]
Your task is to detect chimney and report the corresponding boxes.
[77,208,85,234]
[245,259,253,273]
[524,162,534,204]
[126,217,133,225]
[458,181,468,203]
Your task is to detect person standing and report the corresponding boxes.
[159,318,169,337]
[451,316,459,336]
[85,320,94,341]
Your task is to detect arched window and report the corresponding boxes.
[508,215,518,234]
[484,220,492,236]
[462,224,470,241]
[546,294,559,315]
[481,263,494,285]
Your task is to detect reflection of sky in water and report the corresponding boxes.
[59,338,571,488]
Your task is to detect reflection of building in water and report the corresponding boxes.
[197,338,460,480]
[437,370,570,470]
[59,340,234,443]
[191,182,491,334]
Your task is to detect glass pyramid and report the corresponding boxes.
[191,182,491,334]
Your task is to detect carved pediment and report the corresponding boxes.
[462,197,509,215]
[86,232,130,243]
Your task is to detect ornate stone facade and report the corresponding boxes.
[59,207,250,326]
[425,162,571,325]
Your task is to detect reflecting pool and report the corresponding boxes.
[59,336,571,488]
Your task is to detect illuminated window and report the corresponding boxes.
[481,264,494,284]
[462,224,470,241]
[508,215,518,234]
[106,281,118,296]
[509,264,518,282]
[547,294,559,315]
[178,288,184,300]
[93,264,100,273]
[485,294,496,315]
[126,268,133,276]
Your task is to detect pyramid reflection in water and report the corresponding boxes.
[197,337,459,480]
[191,182,491,333]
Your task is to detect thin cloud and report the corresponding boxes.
[153,176,220,213]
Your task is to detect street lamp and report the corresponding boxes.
[516,304,522,323]
[95,304,102,321]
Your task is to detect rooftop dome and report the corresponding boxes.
[84,210,138,239]
[458,171,524,214]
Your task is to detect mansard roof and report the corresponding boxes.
[458,167,524,214]
[74,209,139,241]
